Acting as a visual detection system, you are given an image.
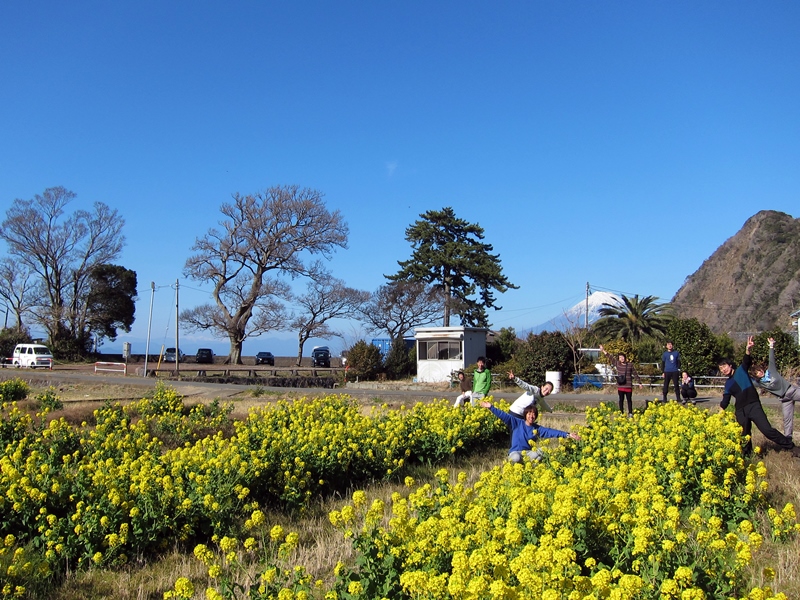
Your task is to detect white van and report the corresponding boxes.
[12,344,54,369]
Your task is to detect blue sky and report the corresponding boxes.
[1,1,799,358]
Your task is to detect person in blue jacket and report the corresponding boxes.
[662,341,681,403]
[719,336,799,457]
[480,400,579,463]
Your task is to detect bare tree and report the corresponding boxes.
[358,281,445,341]
[0,259,39,332]
[181,280,290,363]
[290,275,370,365]
[183,186,348,363]
[0,187,125,354]
[554,309,594,376]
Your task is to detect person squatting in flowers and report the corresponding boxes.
[719,336,800,457]
[680,371,698,405]
[507,369,554,416]
[452,370,473,408]
[480,400,579,463]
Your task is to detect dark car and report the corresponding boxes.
[311,346,331,368]
[196,348,214,364]
[255,351,275,366]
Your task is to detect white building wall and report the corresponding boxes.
[414,326,487,383]
[417,359,463,383]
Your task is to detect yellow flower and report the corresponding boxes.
[347,581,363,595]
[219,536,237,553]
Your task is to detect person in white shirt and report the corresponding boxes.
[507,370,554,418]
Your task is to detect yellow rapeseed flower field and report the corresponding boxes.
[2,378,798,599]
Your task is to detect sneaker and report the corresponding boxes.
[627,413,634,419]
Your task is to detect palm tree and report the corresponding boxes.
[592,294,672,342]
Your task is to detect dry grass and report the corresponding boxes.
[50,551,198,600]
[746,431,800,599]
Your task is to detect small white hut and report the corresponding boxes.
[414,326,488,383]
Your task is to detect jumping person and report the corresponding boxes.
[479,400,579,463]
[719,336,799,457]
[507,370,554,417]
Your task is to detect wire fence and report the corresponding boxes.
[573,373,728,391]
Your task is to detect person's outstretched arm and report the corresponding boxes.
[768,338,778,375]
[480,401,513,426]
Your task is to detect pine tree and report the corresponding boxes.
[388,207,517,327]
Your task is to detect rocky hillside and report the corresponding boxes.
[672,210,800,335]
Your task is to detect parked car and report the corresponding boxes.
[196,348,214,364]
[163,347,185,363]
[312,346,331,368]
[255,351,275,365]
[12,343,54,369]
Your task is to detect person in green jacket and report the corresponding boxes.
[470,356,492,405]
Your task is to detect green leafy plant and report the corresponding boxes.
[0,378,29,402]
[345,340,383,381]
[666,318,719,376]
[35,387,63,411]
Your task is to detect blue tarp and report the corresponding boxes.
[573,374,603,389]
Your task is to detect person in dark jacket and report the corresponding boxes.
[719,336,799,457]
[453,371,473,408]
[680,372,698,405]
[662,341,681,403]
[600,345,643,417]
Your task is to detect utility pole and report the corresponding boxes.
[144,282,155,377]
[175,279,180,377]
[585,282,590,329]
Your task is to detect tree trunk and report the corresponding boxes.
[443,280,451,326]
[296,337,306,366]
[229,337,244,365]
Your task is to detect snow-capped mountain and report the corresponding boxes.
[529,291,622,334]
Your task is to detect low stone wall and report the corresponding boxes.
[177,375,338,388]
[346,381,451,392]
